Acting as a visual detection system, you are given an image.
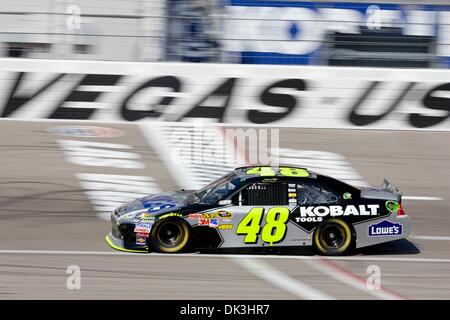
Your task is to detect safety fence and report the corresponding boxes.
[1,0,450,67]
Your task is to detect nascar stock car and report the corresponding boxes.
[105,166,412,256]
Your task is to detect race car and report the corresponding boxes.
[105,166,412,256]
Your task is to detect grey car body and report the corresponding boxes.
[105,166,412,255]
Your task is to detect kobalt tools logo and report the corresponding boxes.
[295,204,380,223]
[368,220,403,237]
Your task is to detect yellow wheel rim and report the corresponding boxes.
[155,220,189,253]
[314,219,352,254]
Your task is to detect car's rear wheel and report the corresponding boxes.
[150,219,190,253]
[313,218,355,256]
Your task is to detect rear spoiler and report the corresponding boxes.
[382,179,403,200]
[360,179,402,202]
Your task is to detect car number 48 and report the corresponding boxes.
[236,207,289,245]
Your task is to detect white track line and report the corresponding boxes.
[304,258,407,300]
[231,257,335,300]
[403,196,443,201]
[2,249,450,263]
[3,118,450,132]
[412,235,450,241]
[0,249,131,256]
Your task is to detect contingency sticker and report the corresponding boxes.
[368,220,403,236]
[136,233,148,245]
[134,222,152,234]
[209,218,219,228]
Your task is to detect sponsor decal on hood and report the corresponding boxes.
[140,194,178,211]
[117,191,190,217]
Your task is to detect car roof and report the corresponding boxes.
[233,165,319,180]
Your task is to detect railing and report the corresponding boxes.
[0,0,449,67]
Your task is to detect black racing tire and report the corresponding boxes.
[313,218,355,256]
[150,218,190,253]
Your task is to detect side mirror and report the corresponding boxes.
[218,199,232,206]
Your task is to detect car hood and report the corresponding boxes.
[115,190,194,217]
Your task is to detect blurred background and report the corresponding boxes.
[0,0,450,300]
[1,0,449,67]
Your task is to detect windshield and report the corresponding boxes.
[195,172,241,204]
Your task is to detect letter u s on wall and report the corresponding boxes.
[0,59,449,131]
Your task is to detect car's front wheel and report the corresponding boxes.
[313,218,355,256]
[150,219,190,253]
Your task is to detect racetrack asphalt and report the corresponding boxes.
[0,120,449,299]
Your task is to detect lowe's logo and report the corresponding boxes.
[369,220,403,237]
